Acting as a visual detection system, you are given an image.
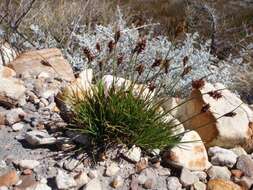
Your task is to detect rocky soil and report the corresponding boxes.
[1,47,253,190]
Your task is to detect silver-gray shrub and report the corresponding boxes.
[64,9,234,96]
[6,8,237,97]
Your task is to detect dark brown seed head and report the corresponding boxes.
[41,60,51,67]
[117,55,124,66]
[223,111,237,117]
[181,66,192,77]
[152,59,162,68]
[192,79,205,90]
[201,103,210,113]
[163,59,170,74]
[208,90,223,100]
[96,42,101,52]
[183,56,189,66]
[108,40,115,53]
[98,61,103,71]
[135,64,145,75]
[148,82,156,92]
[114,30,121,43]
[83,47,94,62]
[133,37,146,54]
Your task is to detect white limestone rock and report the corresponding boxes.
[208,146,237,168]
[102,75,154,100]
[83,178,102,190]
[88,170,98,179]
[15,159,40,169]
[111,176,123,188]
[26,182,52,190]
[11,122,25,131]
[0,187,8,190]
[207,166,231,180]
[164,131,211,171]
[123,145,142,163]
[230,146,247,157]
[193,181,206,190]
[166,177,182,190]
[105,162,120,177]
[74,171,89,188]
[180,168,199,187]
[55,169,77,190]
[25,130,56,146]
[5,108,26,125]
[181,82,253,151]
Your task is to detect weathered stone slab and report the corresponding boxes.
[182,82,253,151]
[7,48,75,81]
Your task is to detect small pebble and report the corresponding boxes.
[11,123,25,131]
[111,176,123,188]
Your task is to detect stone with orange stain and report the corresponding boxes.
[164,131,211,171]
[0,170,19,187]
[207,179,242,190]
[135,158,148,173]
[194,145,205,153]
[181,82,253,152]
[188,157,208,169]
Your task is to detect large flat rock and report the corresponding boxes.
[6,48,75,82]
[164,131,211,171]
[182,82,253,152]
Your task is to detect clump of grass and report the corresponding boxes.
[61,26,191,157]
[68,80,181,154]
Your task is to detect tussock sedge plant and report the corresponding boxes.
[63,28,239,160]
[68,81,181,152]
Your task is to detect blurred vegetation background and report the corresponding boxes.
[0,0,253,102]
[0,0,252,58]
